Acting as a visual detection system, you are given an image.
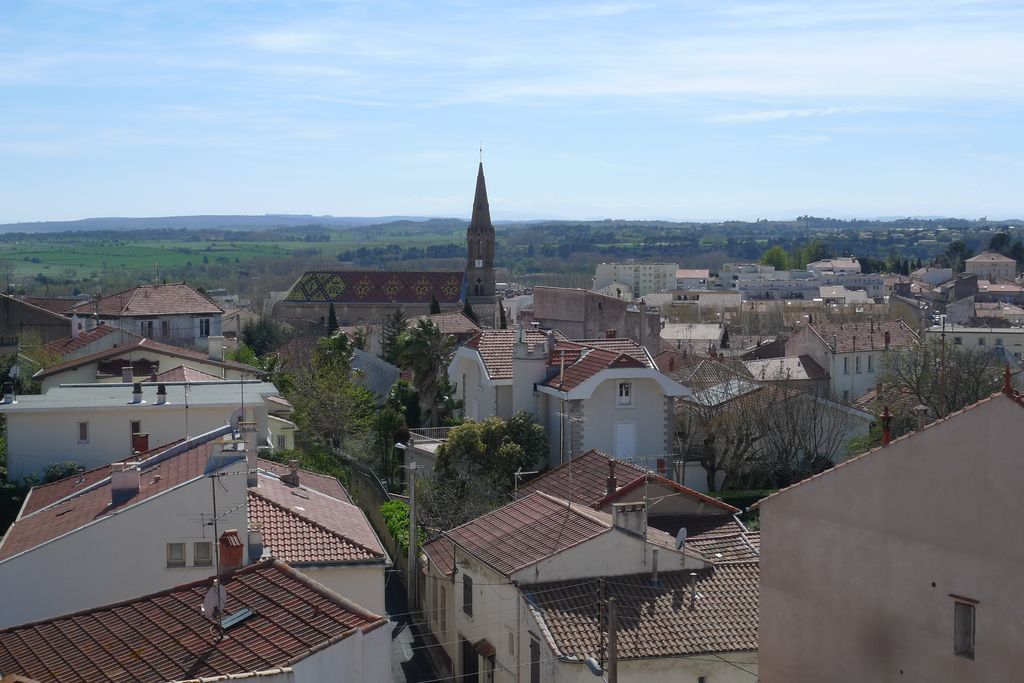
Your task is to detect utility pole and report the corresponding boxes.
[407,461,418,611]
[608,597,618,683]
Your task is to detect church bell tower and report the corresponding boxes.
[465,162,500,327]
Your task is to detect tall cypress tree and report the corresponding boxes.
[498,304,507,329]
[327,303,339,334]
[463,299,479,325]
[429,293,441,314]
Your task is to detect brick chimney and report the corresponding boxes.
[122,366,134,384]
[111,463,141,505]
[281,460,300,486]
[219,530,244,574]
[611,502,647,538]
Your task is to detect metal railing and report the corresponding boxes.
[409,426,453,443]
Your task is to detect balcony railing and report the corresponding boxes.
[409,426,453,443]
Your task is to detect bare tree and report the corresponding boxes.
[883,339,1003,419]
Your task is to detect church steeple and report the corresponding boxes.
[466,162,496,300]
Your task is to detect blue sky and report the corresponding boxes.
[1,0,1022,222]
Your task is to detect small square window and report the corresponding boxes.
[78,422,89,444]
[167,542,185,567]
[194,541,212,566]
[200,318,211,337]
[977,338,985,346]
[130,420,142,435]
[954,601,975,659]
[995,338,1003,347]
[617,382,633,406]
[953,337,963,345]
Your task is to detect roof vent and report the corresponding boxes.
[129,382,145,404]
[156,384,168,405]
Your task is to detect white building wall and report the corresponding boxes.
[93,313,222,348]
[0,459,249,628]
[581,377,670,458]
[925,326,1024,360]
[450,352,500,422]
[291,620,390,683]
[6,402,268,481]
[297,563,386,616]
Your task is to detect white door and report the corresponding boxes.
[614,422,636,459]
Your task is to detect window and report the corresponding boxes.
[161,320,170,338]
[530,637,541,683]
[842,390,849,402]
[954,601,975,659]
[508,627,515,655]
[433,579,439,624]
[463,574,473,616]
[843,357,849,374]
[194,541,213,566]
[867,355,874,373]
[977,337,985,346]
[130,420,141,435]
[199,318,211,337]
[140,320,154,337]
[996,338,1003,347]
[484,656,495,683]
[953,337,963,345]
[617,382,633,406]
[166,542,185,567]
[277,435,286,450]
[78,421,89,444]
[855,356,861,374]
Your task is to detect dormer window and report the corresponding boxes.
[617,382,633,406]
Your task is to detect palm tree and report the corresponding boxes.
[396,320,455,427]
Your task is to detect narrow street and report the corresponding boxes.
[387,569,442,683]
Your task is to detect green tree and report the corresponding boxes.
[429,294,441,314]
[242,315,288,357]
[394,320,455,427]
[373,405,406,488]
[387,380,422,429]
[761,245,790,271]
[463,298,479,325]
[381,309,409,364]
[327,303,339,334]
[988,232,1011,255]
[288,345,375,454]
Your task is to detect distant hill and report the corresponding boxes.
[0,214,439,233]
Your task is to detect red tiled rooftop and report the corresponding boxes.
[464,329,559,380]
[20,297,84,316]
[806,319,919,354]
[424,492,612,576]
[568,338,650,364]
[516,450,647,505]
[41,325,119,358]
[0,431,235,561]
[543,348,646,391]
[70,283,222,317]
[250,474,384,564]
[422,310,482,336]
[525,561,759,660]
[154,364,225,382]
[256,458,345,501]
[0,559,386,683]
[33,337,256,380]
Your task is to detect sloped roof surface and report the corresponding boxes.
[284,271,464,304]
[464,329,556,380]
[543,348,646,391]
[966,251,1015,263]
[424,492,611,576]
[0,559,386,683]
[525,562,759,659]
[21,297,85,315]
[423,310,482,336]
[256,458,346,501]
[72,283,222,317]
[249,475,384,564]
[33,337,256,379]
[153,365,225,382]
[41,325,119,358]
[744,355,827,382]
[806,319,919,353]
[569,338,650,364]
[515,450,647,505]
[0,431,237,561]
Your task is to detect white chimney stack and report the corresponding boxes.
[130,382,144,404]
[111,463,141,505]
[208,335,225,362]
[612,501,648,538]
[122,366,134,384]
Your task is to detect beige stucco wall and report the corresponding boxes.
[759,393,1024,682]
[450,351,500,421]
[295,563,386,616]
[581,377,671,458]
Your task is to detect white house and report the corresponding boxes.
[450,328,690,468]
[421,492,758,682]
[756,386,1024,681]
[0,559,390,683]
[0,379,282,481]
[925,323,1024,360]
[965,251,1016,282]
[68,282,225,348]
[0,425,387,628]
[807,257,861,277]
[593,262,679,297]
[786,319,920,402]
[33,335,257,392]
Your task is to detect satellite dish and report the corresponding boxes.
[202,580,227,621]
[675,527,688,551]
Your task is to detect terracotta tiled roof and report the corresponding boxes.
[256,458,345,501]
[744,355,827,382]
[40,325,119,358]
[20,297,84,315]
[464,329,558,380]
[687,523,760,563]
[525,561,759,659]
[424,492,612,576]
[966,251,1015,263]
[0,559,386,683]
[806,319,919,354]
[70,283,223,317]
[543,348,646,391]
[0,428,237,561]
[569,338,650,364]
[249,475,384,564]
[284,270,464,304]
[670,357,753,391]
[516,450,647,504]
[422,310,482,336]
[33,337,256,380]
[154,364,225,382]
